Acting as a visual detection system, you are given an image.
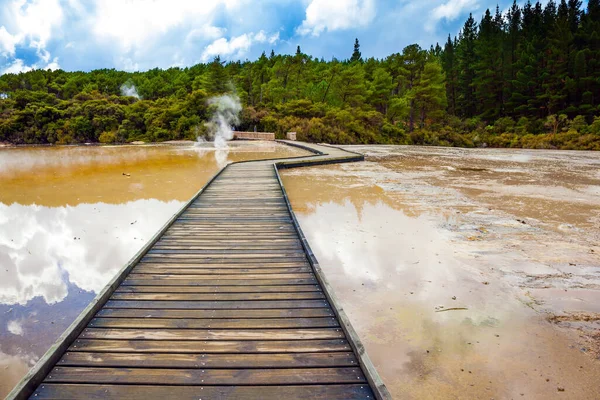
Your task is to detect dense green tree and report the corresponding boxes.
[456,14,478,118]
[0,0,599,150]
[441,36,458,115]
[350,38,362,63]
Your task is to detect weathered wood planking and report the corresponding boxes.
[10,141,390,400]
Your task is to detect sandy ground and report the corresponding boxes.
[281,145,600,399]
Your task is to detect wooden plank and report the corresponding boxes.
[204,185,282,189]
[141,254,308,261]
[31,384,374,400]
[109,292,325,301]
[139,257,310,264]
[181,209,290,214]
[68,339,353,353]
[136,261,309,268]
[95,308,335,319]
[154,239,300,244]
[125,273,315,281]
[196,196,284,200]
[167,226,294,231]
[185,208,289,212]
[151,245,303,250]
[190,201,286,207]
[131,267,310,275]
[166,224,293,228]
[88,317,339,329]
[159,235,298,240]
[114,285,320,293]
[122,278,317,286]
[163,230,297,240]
[103,300,329,309]
[176,218,292,223]
[201,190,283,195]
[160,233,298,238]
[177,213,290,218]
[165,224,294,228]
[78,328,345,341]
[58,351,352,368]
[146,249,305,255]
[181,213,291,218]
[164,229,296,233]
[162,228,296,233]
[45,367,365,385]
[165,228,295,231]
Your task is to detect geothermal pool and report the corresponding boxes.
[1,142,599,398]
[0,141,308,396]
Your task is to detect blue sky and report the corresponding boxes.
[0,0,513,74]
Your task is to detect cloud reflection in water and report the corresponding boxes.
[0,199,182,306]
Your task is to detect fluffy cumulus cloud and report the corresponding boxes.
[1,59,32,75]
[91,0,235,49]
[0,26,17,57]
[0,0,495,74]
[297,0,376,36]
[201,30,279,61]
[0,0,64,73]
[429,0,480,31]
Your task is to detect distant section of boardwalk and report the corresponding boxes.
[233,131,275,140]
[9,141,390,400]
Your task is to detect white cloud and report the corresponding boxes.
[186,26,227,43]
[0,0,64,73]
[429,0,479,31]
[1,59,32,75]
[0,27,18,57]
[268,32,280,45]
[92,0,241,49]
[254,30,267,42]
[201,30,275,62]
[6,0,64,51]
[297,0,376,36]
[44,57,61,71]
[0,57,60,76]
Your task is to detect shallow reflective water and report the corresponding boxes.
[281,146,600,399]
[0,141,307,397]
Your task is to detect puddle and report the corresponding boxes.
[280,145,600,399]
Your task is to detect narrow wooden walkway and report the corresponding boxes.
[10,142,389,400]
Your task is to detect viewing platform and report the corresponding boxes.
[232,131,275,140]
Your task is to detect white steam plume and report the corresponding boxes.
[202,94,242,148]
[120,82,141,99]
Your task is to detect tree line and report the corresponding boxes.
[0,0,599,149]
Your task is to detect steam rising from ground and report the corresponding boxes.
[120,82,141,99]
[201,94,242,148]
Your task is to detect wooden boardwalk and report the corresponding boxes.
[9,142,390,400]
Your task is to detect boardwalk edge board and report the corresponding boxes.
[8,141,390,400]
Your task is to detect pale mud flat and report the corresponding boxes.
[280,145,600,400]
[0,141,308,397]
